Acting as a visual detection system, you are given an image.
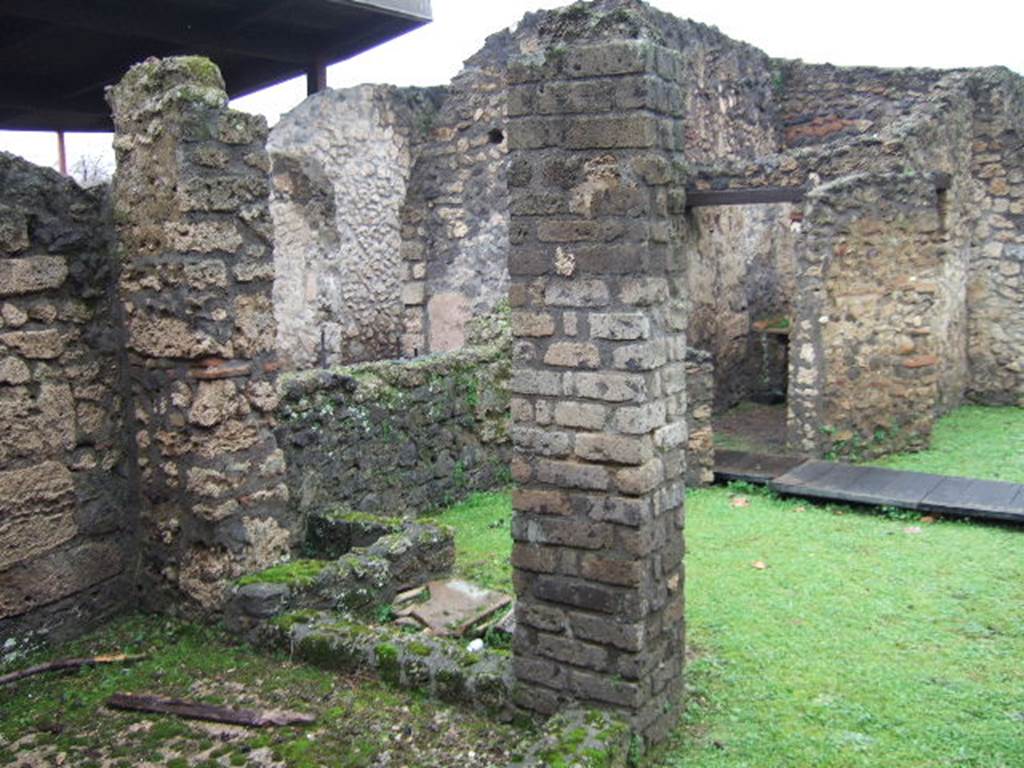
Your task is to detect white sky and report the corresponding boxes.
[3,0,1022,174]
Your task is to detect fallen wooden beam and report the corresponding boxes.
[0,654,147,687]
[107,693,316,727]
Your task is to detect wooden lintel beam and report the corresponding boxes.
[687,173,953,209]
[685,186,807,208]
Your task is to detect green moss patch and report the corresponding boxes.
[236,559,326,588]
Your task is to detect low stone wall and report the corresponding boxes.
[276,342,511,521]
[0,153,130,650]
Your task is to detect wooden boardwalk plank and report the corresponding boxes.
[830,467,946,509]
[714,450,806,484]
[771,460,844,489]
[921,477,1024,522]
[766,458,1024,525]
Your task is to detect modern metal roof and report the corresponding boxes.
[0,0,432,131]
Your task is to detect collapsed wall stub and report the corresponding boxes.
[506,4,688,743]
[0,154,131,648]
[108,58,291,611]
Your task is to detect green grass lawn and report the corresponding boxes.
[870,405,1024,482]
[436,405,1024,767]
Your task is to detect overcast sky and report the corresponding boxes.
[3,0,1022,175]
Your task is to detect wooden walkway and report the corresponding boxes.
[714,451,1024,524]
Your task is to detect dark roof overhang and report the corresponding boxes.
[0,0,431,131]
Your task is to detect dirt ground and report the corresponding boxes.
[713,401,790,455]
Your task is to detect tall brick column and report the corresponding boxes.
[506,36,687,744]
[108,58,290,611]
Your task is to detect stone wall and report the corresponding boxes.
[276,341,511,521]
[790,173,958,457]
[686,203,796,409]
[269,86,444,367]
[506,1,688,744]
[684,349,714,486]
[777,62,943,149]
[0,153,130,649]
[400,36,512,357]
[108,58,291,612]
[965,69,1024,405]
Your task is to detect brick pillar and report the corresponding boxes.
[108,58,290,611]
[506,39,687,744]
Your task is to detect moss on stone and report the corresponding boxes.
[405,640,434,658]
[434,667,466,702]
[375,642,400,685]
[269,609,321,632]
[525,710,630,768]
[236,559,326,588]
[178,56,224,89]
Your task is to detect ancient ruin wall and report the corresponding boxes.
[108,58,291,612]
[659,11,789,413]
[269,86,443,368]
[791,173,958,457]
[686,204,796,409]
[399,39,511,357]
[777,62,945,148]
[276,342,510,520]
[966,69,1024,405]
[0,154,130,648]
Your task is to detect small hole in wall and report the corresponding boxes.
[488,128,505,144]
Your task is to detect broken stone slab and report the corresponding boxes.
[403,579,512,637]
[304,506,405,558]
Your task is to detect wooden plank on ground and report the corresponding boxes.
[771,460,843,490]
[921,477,1024,522]
[829,467,946,509]
[770,459,1024,525]
[713,450,806,484]
[106,693,316,727]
